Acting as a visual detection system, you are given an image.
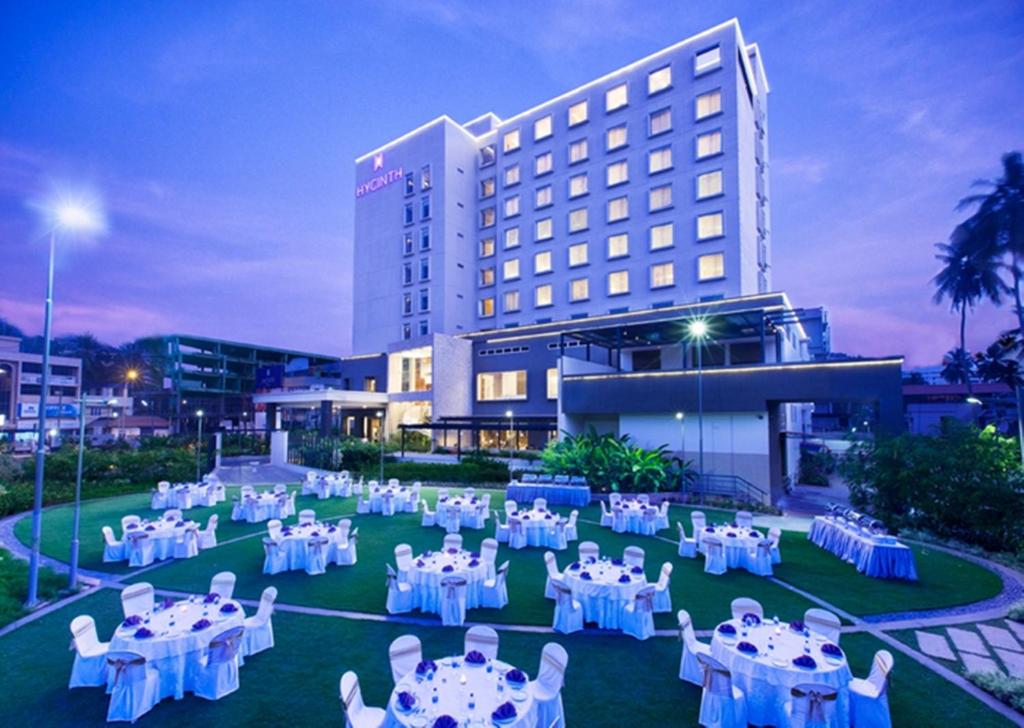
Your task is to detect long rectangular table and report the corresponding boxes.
[808,516,918,580]
[506,481,591,507]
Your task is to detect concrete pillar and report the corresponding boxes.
[265,404,278,433]
[214,432,223,469]
[319,400,332,436]
[270,430,289,466]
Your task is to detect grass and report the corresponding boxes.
[0,546,64,628]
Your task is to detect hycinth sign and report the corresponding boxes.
[356,153,404,198]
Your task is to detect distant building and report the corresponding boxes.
[903,381,1014,435]
[0,335,82,447]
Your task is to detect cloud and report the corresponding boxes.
[772,155,827,185]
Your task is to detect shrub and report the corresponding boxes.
[290,434,382,471]
[797,447,834,486]
[387,430,432,453]
[354,459,509,484]
[0,547,64,628]
[1009,601,1024,623]
[540,427,680,493]
[966,670,1024,713]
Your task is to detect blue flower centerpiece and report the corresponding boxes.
[789,620,805,633]
[134,627,154,639]
[821,643,843,659]
[191,618,212,632]
[618,574,631,583]
[793,655,817,669]
[505,668,527,687]
[717,623,737,636]
[433,716,458,728]
[203,592,219,604]
[742,612,761,627]
[737,641,758,654]
[396,691,416,712]
[630,566,643,575]
[611,558,624,566]
[580,571,592,581]
[122,615,143,628]
[219,602,238,614]
[415,660,438,676]
[569,562,581,570]
[492,701,517,724]
[465,650,487,666]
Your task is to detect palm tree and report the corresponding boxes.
[977,336,1024,441]
[940,347,974,386]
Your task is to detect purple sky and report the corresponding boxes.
[2,1,1022,366]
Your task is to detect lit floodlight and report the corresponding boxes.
[688,320,708,339]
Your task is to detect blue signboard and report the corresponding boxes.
[256,365,284,390]
[16,402,79,419]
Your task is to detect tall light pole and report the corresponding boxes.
[26,200,104,608]
[195,410,205,482]
[376,410,385,482]
[688,320,709,481]
[123,368,138,440]
[69,396,114,588]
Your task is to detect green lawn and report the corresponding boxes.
[0,546,65,628]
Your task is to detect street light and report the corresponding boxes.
[195,410,205,482]
[966,396,983,406]
[69,396,115,588]
[26,198,104,608]
[376,410,386,482]
[687,319,710,483]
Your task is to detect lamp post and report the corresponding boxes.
[195,410,205,482]
[376,410,386,482]
[687,320,709,482]
[26,200,104,608]
[69,396,114,588]
[505,409,515,468]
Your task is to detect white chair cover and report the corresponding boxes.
[730,597,764,621]
[210,571,236,600]
[656,501,670,530]
[640,508,658,536]
[623,545,645,568]
[493,510,510,543]
[388,634,422,684]
[849,650,893,728]
[532,643,568,728]
[420,500,436,527]
[677,609,711,686]
[199,514,218,549]
[340,671,386,728]
[305,536,329,575]
[677,522,697,559]
[785,683,841,728]
[600,501,613,527]
[440,577,468,626]
[612,505,628,533]
[125,532,154,567]
[622,586,656,640]
[481,560,510,609]
[395,544,414,582]
[704,537,727,575]
[105,651,159,723]
[465,625,500,660]
[697,653,748,728]
[748,540,774,577]
[653,562,673,613]
[565,510,579,542]
[769,527,782,564]
[691,511,707,547]
[736,510,754,529]
[298,509,316,525]
[508,517,527,550]
[578,541,599,563]
[242,586,277,657]
[193,626,243,700]
[386,565,414,614]
[262,537,288,575]
[102,526,125,563]
[805,608,842,644]
[544,551,563,599]
[551,583,583,634]
[68,615,109,688]
[480,537,499,580]
[443,534,463,551]
[173,525,200,559]
[120,582,154,618]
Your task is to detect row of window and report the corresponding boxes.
[476,368,560,401]
[401,289,431,315]
[400,320,431,341]
[402,227,432,255]
[402,258,431,285]
[403,165,433,196]
[403,196,431,226]
[477,254,725,317]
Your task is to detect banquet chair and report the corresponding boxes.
[730,597,764,621]
[623,545,645,568]
[565,510,579,541]
[121,515,142,532]
[394,544,414,582]
[551,582,584,635]
[335,522,358,565]
[505,500,518,517]
[578,541,600,563]
[482,560,510,609]
[407,483,421,513]
[785,683,841,728]
[68,615,110,688]
[493,510,510,543]
[640,508,659,536]
[703,537,727,575]
[267,519,284,542]
[748,540,774,577]
[194,626,244,701]
[531,642,569,728]
[352,476,364,495]
[849,650,894,728]
[120,582,154,618]
[306,536,330,575]
[464,487,476,499]
[274,483,288,495]
[262,537,288,575]
[637,494,650,505]
[210,571,237,600]
[653,562,673,613]
[677,522,697,558]
[508,517,527,550]
[551,519,569,551]
[340,671,386,728]
[420,499,436,527]
[696,653,748,728]
[544,551,564,599]
[691,511,707,547]
[213,482,226,503]
[440,577,468,626]
[102,526,126,562]
[443,533,463,551]
[385,564,414,614]
[173,524,200,559]
[656,501,670,530]
[465,625,500,659]
[302,471,317,496]
[608,492,623,508]
[622,586,656,640]
[105,651,160,723]
[388,478,401,488]
[599,500,613,528]
[481,537,499,579]
[445,505,462,534]
[735,510,754,529]
[768,526,783,564]
[286,491,297,517]
[230,496,243,521]
[152,482,170,510]
[240,485,256,499]
[534,497,547,511]
[677,609,711,686]
[470,504,488,529]
[125,532,154,567]
[437,487,450,501]
[199,514,219,549]
[612,505,628,534]
[164,509,183,522]
[242,587,278,658]
[381,491,396,517]
[388,635,422,684]
[298,509,317,525]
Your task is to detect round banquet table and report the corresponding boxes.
[711,618,853,726]
[409,549,488,613]
[278,521,335,570]
[561,558,647,629]
[384,656,537,728]
[370,486,413,513]
[239,492,289,523]
[611,501,660,534]
[123,518,199,561]
[511,507,565,548]
[436,497,486,527]
[699,524,764,569]
[110,596,245,700]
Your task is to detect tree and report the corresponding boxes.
[940,347,975,386]
[977,335,1024,440]
[0,318,25,338]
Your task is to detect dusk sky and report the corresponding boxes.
[1,1,1022,366]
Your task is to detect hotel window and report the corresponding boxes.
[480,144,496,167]
[535,185,553,209]
[697,212,724,240]
[568,99,588,126]
[546,368,558,399]
[420,227,431,250]
[419,288,430,311]
[535,283,553,307]
[403,203,413,225]
[607,233,629,259]
[648,146,672,174]
[419,258,430,280]
[421,196,431,219]
[606,124,627,151]
[698,252,725,281]
[568,207,589,233]
[504,163,520,187]
[534,151,553,176]
[479,297,495,317]
[649,184,672,211]
[480,266,495,286]
[650,262,675,288]
[650,222,673,250]
[480,237,495,257]
[504,226,521,249]
[696,89,722,120]
[403,262,413,284]
[504,195,520,218]
[570,277,589,302]
[534,250,553,274]
[476,370,527,401]
[480,207,495,228]
[569,138,589,164]
[402,323,412,340]
[403,232,413,255]
[606,160,628,187]
[697,170,723,199]
[649,108,672,137]
[503,129,521,153]
[568,242,588,267]
[608,270,630,296]
[404,172,415,195]
[535,217,553,241]
[421,165,432,190]
[569,173,588,198]
[480,177,496,198]
[504,290,521,313]
[418,320,429,336]
[648,65,672,95]
[696,130,722,159]
[694,45,722,75]
[503,258,521,281]
[607,195,629,222]
[534,114,553,141]
[402,292,412,315]
[605,82,628,112]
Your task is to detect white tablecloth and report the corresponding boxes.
[699,524,764,571]
[123,519,199,561]
[562,558,647,629]
[235,492,290,523]
[609,501,664,534]
[436,497,487,528]
[808,516,918,580]
[511,507,565,548]
[314,476,351,499]
[370,487,413,513]
[712,618,852,726]
[110,596,245,700]
[384,657,536,728]
[409,549,488,613]
[278,522,336,571]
